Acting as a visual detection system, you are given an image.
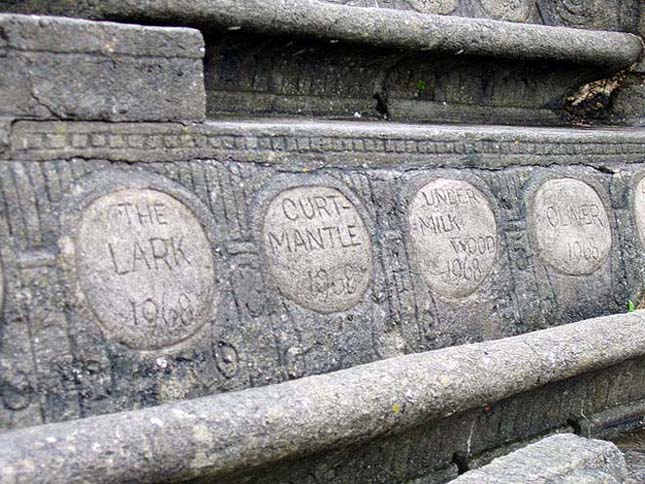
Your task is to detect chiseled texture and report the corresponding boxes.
[0,0,641,67]
[451,434,627,483]
[1,312,645,484]
[0,14,205,122]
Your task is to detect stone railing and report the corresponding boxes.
[1,312,645,483]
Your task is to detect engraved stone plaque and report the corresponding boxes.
[262,186,372,313]
[76,189,216,350]
[480,0,532,21]
[529,178,611,275]
[407,0,459,14]
[408,178,498,298]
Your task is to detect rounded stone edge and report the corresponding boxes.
[1,311,645,483]
[3,1,640,67]
[251,173,376,314]
[58,167,222,353]
[401,170,501,300]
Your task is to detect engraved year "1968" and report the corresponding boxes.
[442,257,483,283]
[262,185,373,313]
[306,263,362,301]
[566,238,601,264]
[129,292,195,337]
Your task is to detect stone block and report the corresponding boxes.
[624,451,645,484]
[452,434,627,483]
[0,14,205,122]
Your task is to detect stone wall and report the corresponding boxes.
[0,4,645,483]
[0,12,644,433]
[452,434,627,483]
[8,117,645,429]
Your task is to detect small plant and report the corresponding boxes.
[627,290,645,313]
[416,80,426,92]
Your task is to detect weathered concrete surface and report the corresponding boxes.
[0,312,645,484]
[607,426,645,483]
[0,5,640,126]
[74,187,217,350]
[260,184,373,313]
[0,1,641,66]
[577,400,645,440]
[1,0,642,38]
[0,6,642,484]
[607,74,645,127]
[452,434,627,483]
[528,177,612,276]
[407,177,498,298]
[0,14,205,122]
[187,2,639,126]
[202,36,605,125]
[320,0,644,33]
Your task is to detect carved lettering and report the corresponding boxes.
[408,179,498,298]
[76,189,216,350]
[529,178,611,275]
[262,186,372,313]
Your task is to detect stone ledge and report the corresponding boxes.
[1,312,645,483]
[452,434,627,483]
[579,400,645,440]
[0,13,204,58]
[0,14,206,122]
[7,118,645,166]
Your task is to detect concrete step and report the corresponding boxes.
[1,8,640,125]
